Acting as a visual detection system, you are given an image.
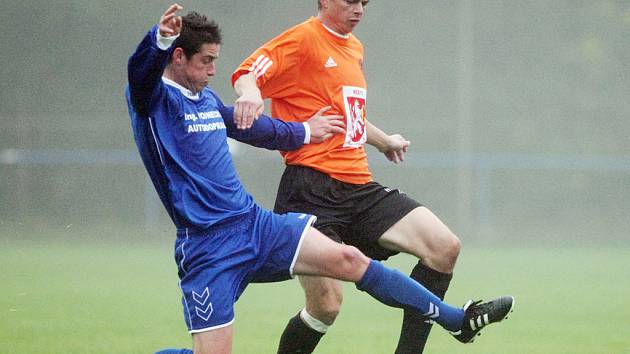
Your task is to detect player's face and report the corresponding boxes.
[320,0,368,34]
[181,43,220,94]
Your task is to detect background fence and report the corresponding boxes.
[2,145,629,246]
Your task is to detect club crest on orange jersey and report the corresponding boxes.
[342,86,367,148]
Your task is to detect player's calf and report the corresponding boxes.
[300,276,343,325]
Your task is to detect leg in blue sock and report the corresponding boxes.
[154,349,193,354]
[356,260,464,332]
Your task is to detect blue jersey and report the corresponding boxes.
[125,25,307,232]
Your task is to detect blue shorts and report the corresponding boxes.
[174,205,316,333]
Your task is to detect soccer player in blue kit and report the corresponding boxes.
[127,4,514,354]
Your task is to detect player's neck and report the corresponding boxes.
[163,67,200,96]
[316,15,351,38]
[163,67,201,98]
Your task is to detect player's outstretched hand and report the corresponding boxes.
[234,92,264,130]
[307,107,345,144]
[159,3,183,37]
[381,134,410,164]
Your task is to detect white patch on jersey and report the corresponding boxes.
[342,86,367,148]
[325,56,338,68]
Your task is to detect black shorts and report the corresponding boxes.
[273,165,422,260]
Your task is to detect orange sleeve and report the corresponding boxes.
[232,27,303,99]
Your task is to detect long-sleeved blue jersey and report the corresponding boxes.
[125,25,307,232]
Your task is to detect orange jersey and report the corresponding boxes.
[232,17,371,184]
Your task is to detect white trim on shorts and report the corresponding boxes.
[289,215,317,278]
[179,228,193,330]
[189,317,235,334]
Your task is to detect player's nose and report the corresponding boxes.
[207,62,216,76]
[353,3,364,14]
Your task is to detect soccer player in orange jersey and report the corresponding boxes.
[233,1,514,353]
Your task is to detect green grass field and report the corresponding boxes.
[1,227,629,354]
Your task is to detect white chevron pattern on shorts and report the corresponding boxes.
[192,287,213,321]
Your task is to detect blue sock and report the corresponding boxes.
[356,260,464,332]
[154,349,192,354]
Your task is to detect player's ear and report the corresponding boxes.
[171,47,185,65]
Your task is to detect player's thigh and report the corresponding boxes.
[348,183,420,261]
[293,227,369,282]
[378,206,460,270]
[192,325,233,354]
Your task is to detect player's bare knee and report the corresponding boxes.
[436,233,460,270]
[445,233,461,264]
[421,231,460,272]
[336,245,370,279]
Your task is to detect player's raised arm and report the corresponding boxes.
[232,31,301,130]
[127,3,184,116]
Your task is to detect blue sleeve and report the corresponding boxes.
[127,25,171,116]
[217,101,306,151]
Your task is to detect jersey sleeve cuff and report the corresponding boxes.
[156,31,180,50]
[302,122,311,144]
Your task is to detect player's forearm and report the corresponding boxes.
[128,26,174,87]
[222,105,307,150]
[366,121,390,152]
[233,72,260,98]
[245,115,307,151]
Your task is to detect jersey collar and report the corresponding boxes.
[162,77,200,101]
[318,19,351,39]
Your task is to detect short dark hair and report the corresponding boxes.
[172,12,222,60]
[318,0,370,10]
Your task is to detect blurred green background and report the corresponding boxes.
[1,0,629,353]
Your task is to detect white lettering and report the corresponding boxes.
[186,122,227,134]
[184,111,221,122]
